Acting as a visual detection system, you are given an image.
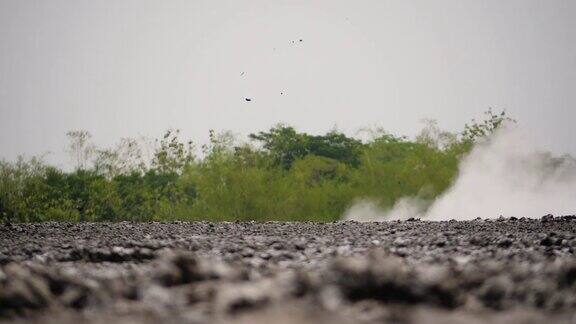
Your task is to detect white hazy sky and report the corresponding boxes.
[1,0,575,168]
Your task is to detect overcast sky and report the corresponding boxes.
[1,0,575,168]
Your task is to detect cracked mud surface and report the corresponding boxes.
[1,216,575,323]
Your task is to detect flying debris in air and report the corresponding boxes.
[245,98,252,102]
[240,72,245,77]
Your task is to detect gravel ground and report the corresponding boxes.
[1,216,575,323]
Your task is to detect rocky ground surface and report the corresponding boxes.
[1,216,575,323]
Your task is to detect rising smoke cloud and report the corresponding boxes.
[344,126,576,221]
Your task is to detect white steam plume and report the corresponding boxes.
[344,127,576,221]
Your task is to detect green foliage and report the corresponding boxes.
[249,125,310,169]
[249,125,363,169]
[94,138,147,178]
[352,134,460,208]
[0,110,510,223]
[152,129,195,174]
[66,130,96,171]
[462,109,514,143]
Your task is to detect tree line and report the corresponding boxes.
[0,110,511,222]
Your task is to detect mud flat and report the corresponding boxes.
[1,216,575,323]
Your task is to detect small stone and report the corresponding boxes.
[436,241,447,247]
[540,237,555,247]
[293,241,306,251]
[497,239,513,248]
[241,248,254,258]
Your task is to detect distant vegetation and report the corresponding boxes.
[0,110,511,222]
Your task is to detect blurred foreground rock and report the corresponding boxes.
[1,217,575,323]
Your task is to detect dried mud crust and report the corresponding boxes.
[1,216,575,323]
